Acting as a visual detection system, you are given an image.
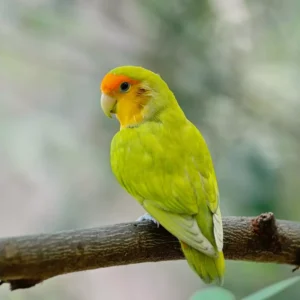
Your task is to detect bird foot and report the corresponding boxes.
[136,213,160,228]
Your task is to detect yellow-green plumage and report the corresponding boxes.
[103,66,225,284]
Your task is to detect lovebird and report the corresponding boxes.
[100,66,225,285]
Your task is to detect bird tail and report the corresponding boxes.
[180,242,225,285]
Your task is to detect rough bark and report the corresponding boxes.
[0,213,299,290]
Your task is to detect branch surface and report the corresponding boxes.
[0,213,299,290]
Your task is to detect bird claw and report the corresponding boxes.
[136,213,160,228]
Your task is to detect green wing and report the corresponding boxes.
[143,200,217,257]
[197,170,223,252]
[111,121,223,254]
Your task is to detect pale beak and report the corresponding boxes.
[100,93,117,118]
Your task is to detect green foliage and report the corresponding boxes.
[243,276,300,300]
[191,277,300,300]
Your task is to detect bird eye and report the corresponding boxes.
[120,82,130,92]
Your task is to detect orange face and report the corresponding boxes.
[100,73,151,128]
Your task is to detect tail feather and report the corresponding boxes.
[181,242,225,285]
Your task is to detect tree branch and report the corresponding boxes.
[0,213,299,290]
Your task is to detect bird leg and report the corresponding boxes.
[136,213,160,228]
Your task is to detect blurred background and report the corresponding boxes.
[1,0,300,299]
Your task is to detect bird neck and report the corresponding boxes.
[116,101,146,129]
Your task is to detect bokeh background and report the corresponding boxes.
[1,0,300,299]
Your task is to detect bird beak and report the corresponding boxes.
[101,93,117,118]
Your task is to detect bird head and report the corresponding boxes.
[100,66,182,128]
